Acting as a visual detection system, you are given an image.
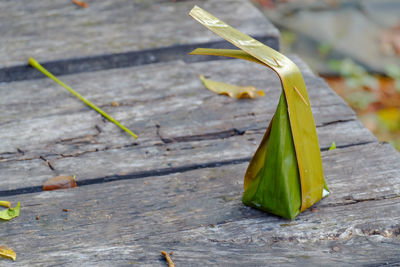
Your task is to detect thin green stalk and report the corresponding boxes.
[29,57,137,139]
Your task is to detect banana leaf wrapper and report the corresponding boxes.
[189,6,329,219]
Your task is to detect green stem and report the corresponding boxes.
[29,57,138,139]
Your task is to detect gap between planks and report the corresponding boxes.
[0,140,378,197]
[0,36,277,83]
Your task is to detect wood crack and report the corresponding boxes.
[0,142,139,163]
[39,155,55,171]
[234,118,359,136]
[59,142,139,158]
[321,194,400,208]
[57,124,102,146]
[320,140,377,151]
[155,118,361,145]
[0,141,387,197]
[372,261,400,267]
[0,131,377,164]
[156,124,245,144]
[319,118,356,127]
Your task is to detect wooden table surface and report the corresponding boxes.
[1,1,399,266]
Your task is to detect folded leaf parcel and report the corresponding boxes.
[189,6,329,219]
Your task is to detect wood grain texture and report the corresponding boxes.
[1,0,399,265]
[0,0,278,69]
[0,58,377,192]
[1,142,399,266]
[0,57,359,155]
[0,118,375,193]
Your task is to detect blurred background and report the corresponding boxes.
[251,0,400,150]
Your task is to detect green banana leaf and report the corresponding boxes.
[189,6,329,219]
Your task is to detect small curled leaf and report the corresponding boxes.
[0,245,16,261]
[42,176,77,191]
[0,202,20,221]
[329,142,336,151]
[199,75,264,99]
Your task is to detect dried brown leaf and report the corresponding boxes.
[42,176,77,191]
[199,75,264,99]
[72,0,88,8]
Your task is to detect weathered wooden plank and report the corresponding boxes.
[0,159,54,193]
[0,58,358,158]
[1,1,396,266]
[1,142,399,266]
[0,56,339,125]
[0,57,377,191]
[0,0,279,82]
[0,118,376,193]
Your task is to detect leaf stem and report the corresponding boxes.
[29,57,137,139]
[0,201,11,208]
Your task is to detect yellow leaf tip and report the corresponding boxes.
[126,129,138,139]
[189,5,200,16]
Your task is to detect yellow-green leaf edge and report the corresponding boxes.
[189,6,328,212]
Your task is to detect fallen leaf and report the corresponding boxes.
[72,0,88,8]
[0,202,20,221]
[0,201,11,208]
[111,101,119,107]
[0,245,16,261]
[161,251,175,267]
[42,176,77,191]
[329,142,336,151]
[199,75,264,99]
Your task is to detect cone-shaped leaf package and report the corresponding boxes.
[189,6,329,219]
[243,90,301,219]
